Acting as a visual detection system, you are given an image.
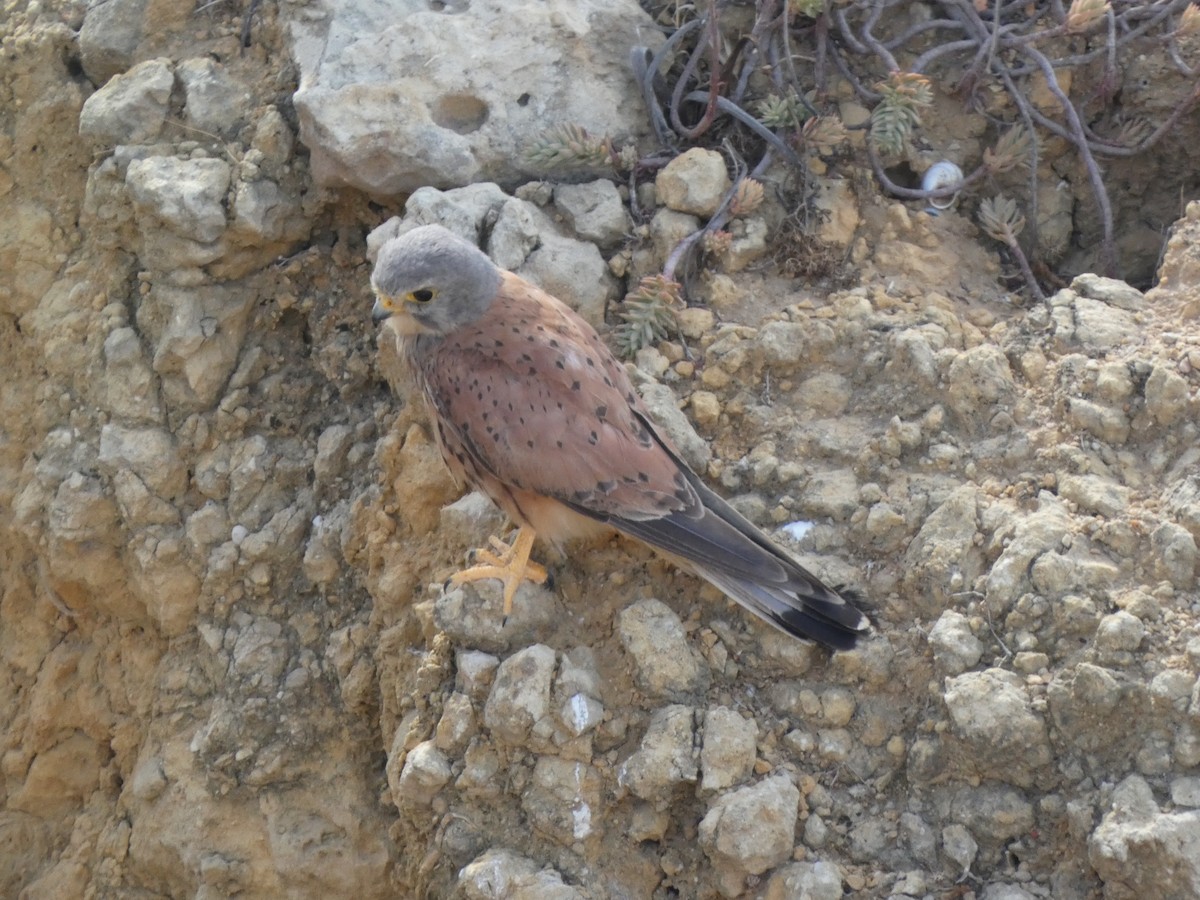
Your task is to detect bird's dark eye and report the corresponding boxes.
[411,289,435,303]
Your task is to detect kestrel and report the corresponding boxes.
[371,224,869,649]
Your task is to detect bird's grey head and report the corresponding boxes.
[370,224,502,335]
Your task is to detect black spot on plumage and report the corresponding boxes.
[595,405,607,419]
[556,440,564,448]
[596,480,616,492]
[637,471,649,482]
[548,338,559,348]
[528,367,538,376]
[571,380,581,391]
[527,440,534,448]
[586,357,595,367]
[588,430,598,444]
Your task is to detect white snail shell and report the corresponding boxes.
[922,160,963,214]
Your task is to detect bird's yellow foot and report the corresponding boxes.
[449,527,546,615]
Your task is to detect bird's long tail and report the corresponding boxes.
[599,475,870,649]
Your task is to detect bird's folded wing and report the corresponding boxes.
[419,277,694,519]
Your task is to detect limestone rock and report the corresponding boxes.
[945,344,1016,430]
[756,321,809,370]
[97,424,187,500]
[799,469,859,521]
[554,648,605,739]
[290,0,660,195]
[1058,473,1130,518]
[230,179,304,245]
[142,284,256,412]
[942,823,978,877]
[1151,521,1197,589]
[648,207,701,262]
[1090,774,1200,899]
[699,775,800,894]
[901,485,984,617]
[984,493,1071,608]
[1050,288,1140,353]
[1144,364,1189,426]
[928,610,983,676]
[522,756,602,846]
[1067,396,1131,444]
[102,326,163,423]
[943,668,1052,787]
[458,849,585,900]
[765,861,844,900]
[0,202,59,316]
[617,598,707,700]
[700,706,757,792]
[636,382,712,473]
[78,57,174,145]
[714,216,769,273]
[1095,610,1145,654]
[655,149,730,217]
[125,156,232,244]
[390,739,452,806]
[949,784,1035,846]
[178,58,250,137]
[1070,273,1145,311]
[482,644,557,747]
[438,492,505,552]
[434,580,561,654]
[517,229,614,329]
[78,0,148,83]
[250,107,296,175]
[619,705,698,802]
[554,180,630,250]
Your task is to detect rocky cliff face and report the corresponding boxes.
[1,2,1199,898]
